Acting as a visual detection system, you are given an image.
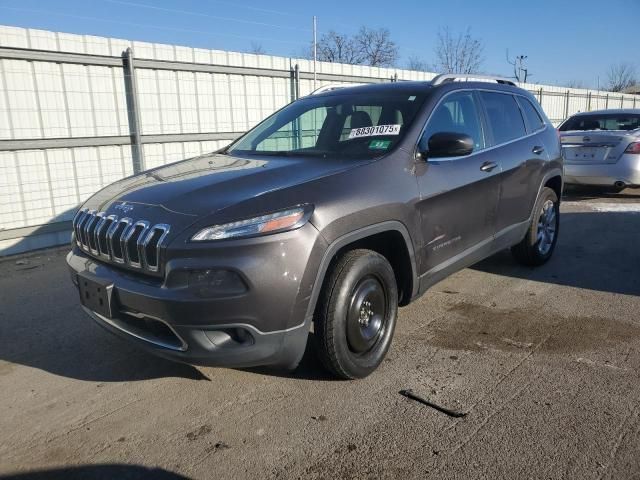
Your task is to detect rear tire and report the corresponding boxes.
[314,249,398,380]
[511,187,559,266]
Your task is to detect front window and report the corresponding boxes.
[420,91,485,152]
[559,113,640,132]
[228,91,427,159]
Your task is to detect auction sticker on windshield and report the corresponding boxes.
[349,124,401,139]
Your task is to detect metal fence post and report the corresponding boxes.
[122,48,145,173]
[587,92,592,111]
[291,64,301,148]
[564,90,570,118]
[634,96,637,109]
[605,94,609,109]
[538,88,543,104]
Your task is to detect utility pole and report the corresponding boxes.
[313,15,317,91]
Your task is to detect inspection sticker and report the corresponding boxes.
[369,139,392,150]
[348,124,401,139]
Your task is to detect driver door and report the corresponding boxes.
[415,90,502,277]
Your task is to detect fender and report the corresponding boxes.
[530,167,564,217]
[304,220,419,321]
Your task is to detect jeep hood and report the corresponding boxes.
[84,153,362,217]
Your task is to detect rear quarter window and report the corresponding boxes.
[517,97,545,132]
[479,91,527,145]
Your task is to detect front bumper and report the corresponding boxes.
[67,222,325,369]
[564,154,640,187]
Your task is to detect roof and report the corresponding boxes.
[308,77,528,98]
[308,81,432,97]
[571,109,640,116]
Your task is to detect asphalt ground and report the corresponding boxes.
[1,187,639,480]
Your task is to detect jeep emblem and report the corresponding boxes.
[114,202,134,213]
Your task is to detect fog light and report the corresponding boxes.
[187,269,247,297]
[205,328,254,348]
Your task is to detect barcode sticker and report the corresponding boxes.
[349,124,401,139]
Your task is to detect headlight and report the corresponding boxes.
[191,205,313,241]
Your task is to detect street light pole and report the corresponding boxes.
[313,15,317,91]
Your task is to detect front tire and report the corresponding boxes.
[511,187,560,266]
[314,249,398,379]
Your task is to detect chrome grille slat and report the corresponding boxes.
[73,209,86,245]
[88,212,104,255]
[105,216,122,260]
[123,220,149,268]
[112,218,132,263]
[142,224,170,272]
[72,209,170,275]
[96,215,116,259]
[77,210,93,250]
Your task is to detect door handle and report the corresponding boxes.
[532,146,545,155]
[480,161,497,172]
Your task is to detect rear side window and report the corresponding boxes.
[479,92,527,145]
[517,97,545,132]
[420,91,485,152]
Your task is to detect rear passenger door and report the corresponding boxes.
[478,91,547,234]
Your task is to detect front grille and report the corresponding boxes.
[73,209,170,273]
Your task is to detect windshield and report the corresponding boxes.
[228,90,428,159]
[559,113,640,132]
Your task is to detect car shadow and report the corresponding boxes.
[0,464,191,480]
[0,249,209,382]
[563,185,640,201]
[472,210,640,297]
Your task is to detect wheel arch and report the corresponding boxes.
[529,169,563,218]
[305,221,419,322]
[544,174,563,201]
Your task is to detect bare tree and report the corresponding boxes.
[249,41,266,55]
[433,27,484,74]
[316,30,364,64]
[312,27,398,67]
[606,62,637,92]
[355,27,398,67]
[406,55,430,72]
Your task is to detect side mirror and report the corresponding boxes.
[420,132,474,159]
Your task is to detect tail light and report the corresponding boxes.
[625,142,640,154]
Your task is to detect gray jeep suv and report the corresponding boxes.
[67,74,562,379]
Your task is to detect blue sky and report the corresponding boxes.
[0,0,636,88]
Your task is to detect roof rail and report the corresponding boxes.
[431,74,517,87]
[309,83,367,95]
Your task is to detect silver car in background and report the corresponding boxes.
[559,109,640,190]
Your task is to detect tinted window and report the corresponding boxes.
[479,92,527,145]
[230,91,426,159]
[421,91,485,152]
[518,97,545,132]
[559,113,640,131]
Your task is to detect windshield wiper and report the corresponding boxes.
[232,150,325,157]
